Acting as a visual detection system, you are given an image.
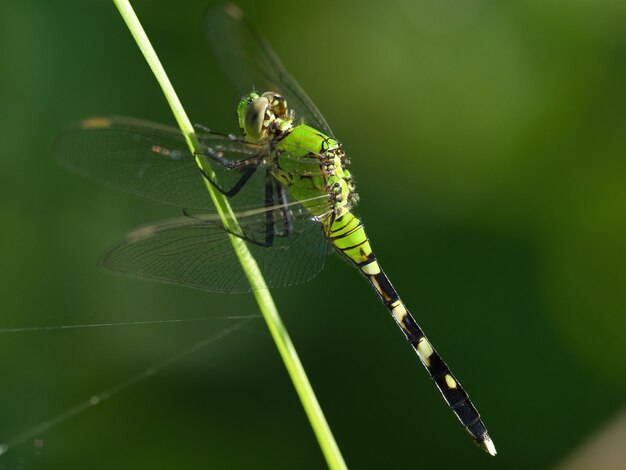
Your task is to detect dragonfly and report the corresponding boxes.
[53,2,495,456]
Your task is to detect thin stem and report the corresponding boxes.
[111,1,347,468]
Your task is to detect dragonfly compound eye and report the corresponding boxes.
[241,95,270,142]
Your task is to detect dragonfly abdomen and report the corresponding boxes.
[326,212,496,455]
[327,212,372,262]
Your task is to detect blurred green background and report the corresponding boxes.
[1,0,625,468]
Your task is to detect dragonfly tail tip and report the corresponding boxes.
[479,435,497,456]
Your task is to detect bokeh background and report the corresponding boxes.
[1,0,625,468]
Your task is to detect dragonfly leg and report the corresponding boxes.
[195,149,260,170]
[198,164,258,198]
[216,172,293,248]
[180,207,275,248]
[206,170,277,248]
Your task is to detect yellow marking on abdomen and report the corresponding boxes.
[361,261,381,276]
[444,374,457,389]
[391,302,407,323]
[416,338,434,367]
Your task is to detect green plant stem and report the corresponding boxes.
[112,1,347,468]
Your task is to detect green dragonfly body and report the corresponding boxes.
[236,89,495,455]
[54,2,495,456]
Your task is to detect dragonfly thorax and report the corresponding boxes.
[239,91,358,220]
[238,91,294,143]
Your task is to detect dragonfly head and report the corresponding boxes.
[237,91,292,143]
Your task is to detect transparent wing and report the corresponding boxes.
[52,116,274,212]
[53,116,335,213]
[102,205,331,293]
[205,2,335,138]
